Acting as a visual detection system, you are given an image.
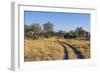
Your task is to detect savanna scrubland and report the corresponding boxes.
[24,22,90,61]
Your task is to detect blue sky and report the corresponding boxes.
[24,11,90,32]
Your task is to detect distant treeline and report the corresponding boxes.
[24,21,90,39]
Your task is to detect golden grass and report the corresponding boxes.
[24,38,90,61]
[63,44,77,59]
[58,39,90,59]
[24,38,64,61]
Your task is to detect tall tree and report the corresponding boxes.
[75,27,85,37]
[24,24,31,37]
[43,21,54,33]
[31,23,42,39]
[31,23,41,33]
[43,21,54,37]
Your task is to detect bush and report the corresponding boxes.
[27,31,33,38]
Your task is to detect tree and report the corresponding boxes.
[43,21,54,32]
[24,25,30,31]
[75,27,90,38]
[31,23,41,33]
[64,30,76,39]
[57,30,66,37]
[27,31,33,38]
[43,21,54,38]
[83,31,90,39]
[24,24,31,37]
[30,23,42,39]
[68,30,76,39]
[75,27,85,37]
[64,33,70,39]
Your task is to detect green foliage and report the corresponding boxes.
[24,25,30,36]
[24,25,30,31]
[43,21,54,38]
[27,31,33,38]
[43,21,54,32]
[64,27,90,39]
[24,22,90,39]
[30,23,42,39]
[31,23,41,33]
[75,27,84,37]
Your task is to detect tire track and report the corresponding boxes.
[57,40,85,59]
[65,44,85,59]
[57,40,68,59]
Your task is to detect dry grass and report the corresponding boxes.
[58,39,90,59]
[24,38,90,62]
[24,38,64,61]
[63,44,77,59]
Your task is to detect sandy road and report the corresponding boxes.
[57,40,85,59]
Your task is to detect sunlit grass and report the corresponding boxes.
[24,38,90,61]
[58,39,90,58]
[24,38,64,61]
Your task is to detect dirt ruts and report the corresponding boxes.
[57,41,68,59]
[57,40,85,59]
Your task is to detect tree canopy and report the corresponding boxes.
[43,21,54,33]
[31,23,42,33]
[24,22,90,40]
